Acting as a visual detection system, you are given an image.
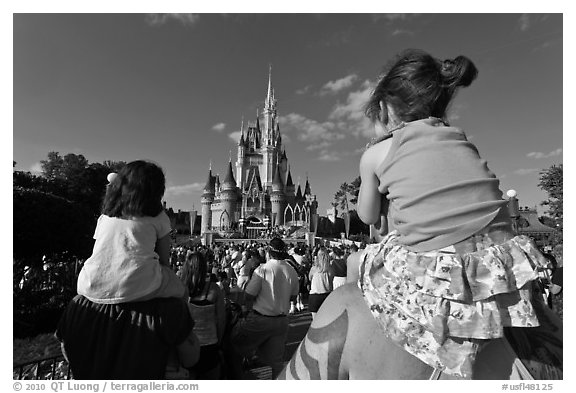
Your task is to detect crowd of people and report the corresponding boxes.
[55,48,563,381]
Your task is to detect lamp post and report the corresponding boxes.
[506,189,519,234]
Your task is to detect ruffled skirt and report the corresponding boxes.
[358,230,550,378]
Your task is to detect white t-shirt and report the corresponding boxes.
[245,259,299,316]
[77,211,172,304]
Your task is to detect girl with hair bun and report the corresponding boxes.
[77,160,186,303]
[279,49,561,380]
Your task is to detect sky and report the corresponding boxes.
[12,11,563,217]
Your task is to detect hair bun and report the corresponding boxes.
[440,55,478,88]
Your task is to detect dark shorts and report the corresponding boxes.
[308,292,331,313]
[189,344,221,373]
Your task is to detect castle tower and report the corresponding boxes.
[263,65,277,146]
[236,118,246,187]
[261,66,277,188]
[304,175,318,227]
[200,167,215,235]
[270,165,286,226]
[220,160,237,229]
[295,184,303,206]
[285,167,295,207]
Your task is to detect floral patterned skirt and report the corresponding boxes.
[358,230,550,378]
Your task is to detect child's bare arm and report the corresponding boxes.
[357,140,392,225]
[155,234,171,266]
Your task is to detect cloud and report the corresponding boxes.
[372,14,420,23]
[320,74,358,95]
[228,131,242,143]
[317,151,341,162]
[212,122,226,132]
[513,168,540,176]
[527,148,563,159]
[327,79,374,138]
[29,162,43,174]
[296,85,312,95]
[279,113,334,142]
[317,28,354,47]
[145,14,200,27]
[305,141,332,151]
[392,29,415,36]
[518,14,531,31]
[518,14,550,32]
[532,40,558,53]
[165,182,205,196]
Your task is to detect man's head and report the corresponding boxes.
[268,237,287,260]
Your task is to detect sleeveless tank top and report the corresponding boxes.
[188,282,218,346]
[376,117,509,252]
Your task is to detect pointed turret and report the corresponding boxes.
[272,165,283,193]
[238,117,245,144]
[304,176,311,196]
[281,149,287,160]
[202,168,215,193]
[286,168,294,188]
[221,160,237,190]
[201,166,215,235]
[296,184,303,199]
[265,64,273,108]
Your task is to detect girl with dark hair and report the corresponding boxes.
[279,50,561,380]
[58,160,199,379]
[180,252,226,379]
[77,160,186,303]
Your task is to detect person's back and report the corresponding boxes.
[230,238,299,378]
[375,117,509,252]
[78,212,172,303]
[56,295,195,379]
[249,257,299,316]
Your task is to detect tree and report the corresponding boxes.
[37,152,125,217]
[334,176,361,214]
[538,164,563,230]
[538,164,562,248]
[40,152,64,180]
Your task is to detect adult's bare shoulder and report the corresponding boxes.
[279,282,434,380]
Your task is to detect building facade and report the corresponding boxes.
[201,69,318,236]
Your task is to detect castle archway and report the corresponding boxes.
[219,210,230,231]
[284,205,294,225]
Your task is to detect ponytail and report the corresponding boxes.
[440,56,478,89]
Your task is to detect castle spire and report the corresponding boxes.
[203,166,214,193]
[222,160,236,189]
[296,184,302,199]
[266,64,273,107]
[286,166,294,187]
[304,173,311,195]
[239,119,245,146]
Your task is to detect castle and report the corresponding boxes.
[200,69,318,237]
